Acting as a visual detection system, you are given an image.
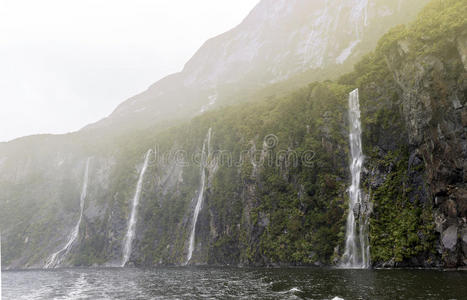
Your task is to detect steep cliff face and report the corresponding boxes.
[386,34,467,267]
[130,85,351,267]
[2,0,464,270]
[343,0,467,267]
[0,84,351,268]
[0,139,137,268]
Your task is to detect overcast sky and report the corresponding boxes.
[0,0,259,142]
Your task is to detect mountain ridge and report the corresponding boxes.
[83,0,429,134]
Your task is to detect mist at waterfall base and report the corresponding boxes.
[3,267,467,300]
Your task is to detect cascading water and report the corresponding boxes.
[186,128,212,264]
[341,88,370,269]
[121,149,152,267]
[45,158,91,269]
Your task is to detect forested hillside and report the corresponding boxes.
[1,0,466,269]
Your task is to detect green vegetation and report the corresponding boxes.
[368,150,436,263]
[1,0,465,267]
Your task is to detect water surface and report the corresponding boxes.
[3,267,466,299]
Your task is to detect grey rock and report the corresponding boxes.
[442,225,458,251]
[450,93,463,110]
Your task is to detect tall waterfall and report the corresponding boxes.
[45,158,91,268]
[121,149,152,267]
[186,128,212,264]
[341,89,370,269]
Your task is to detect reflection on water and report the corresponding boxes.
[3,267,467,299]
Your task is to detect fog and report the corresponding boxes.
[0,0,258,142]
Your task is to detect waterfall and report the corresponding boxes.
[186,128,212,264]
[45,158,91,269]
[341,89,370,269]
[121,149,152,267]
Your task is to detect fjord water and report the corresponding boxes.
[3,267,467,300]
[186,128,212,264]
[122,150,153,267]
[45,158,91,269]
[342,89,369,269]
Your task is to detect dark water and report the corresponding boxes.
[2,267,467,299]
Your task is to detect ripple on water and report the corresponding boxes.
[2,267,467,300]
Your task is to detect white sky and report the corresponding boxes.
[0,0,259,142]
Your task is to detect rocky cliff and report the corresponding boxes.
[343,0,467,267]
[1,0,465,270]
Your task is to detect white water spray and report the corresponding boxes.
[45,158,90,269]
[121,149,152,267]
[341,89,370,269]
[186,128,212,264]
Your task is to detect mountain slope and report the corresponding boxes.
[1,0,453,269]
[87,0,429,133]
